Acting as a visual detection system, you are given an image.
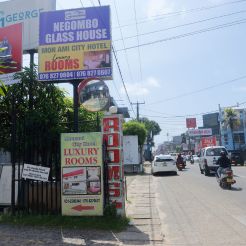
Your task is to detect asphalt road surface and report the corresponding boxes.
[152,162,246,245]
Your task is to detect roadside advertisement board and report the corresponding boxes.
[201,136,217,148]
[38,6,112,81]
[188,128,212,136]
[0,23,22,84]
[102,115,125,216]
[0,0,56,51]
[61,132,103,216]
[186,118,196,129]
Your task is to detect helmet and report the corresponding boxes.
[220,151,226,157]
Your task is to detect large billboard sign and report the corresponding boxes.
[0,23,22,85]
[0,0,56,51]
[186,118,196,129]
[61,132,103,216]
[188,128,212,136]
[38,6,112,81]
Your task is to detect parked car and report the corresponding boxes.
[229,151,243,166]
[151,154,177,175]
[199,146,228,176]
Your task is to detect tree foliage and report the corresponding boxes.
[123,120,147,146]
[223,108,240,150]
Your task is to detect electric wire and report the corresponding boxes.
[114,10,246,42]
[116,18,246,52]
[133,0,143,86]
[113,0,246,29]
[96,0,136,117]
[148,75,246,105]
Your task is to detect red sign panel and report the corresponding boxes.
[201,136,217,148]
[186,118,197,128]
[0,23,22,74]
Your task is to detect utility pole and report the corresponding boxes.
[131,101,145,121]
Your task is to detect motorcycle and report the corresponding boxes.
[176,161,186,171]
[215,167,236,189]
[190,157,194,164]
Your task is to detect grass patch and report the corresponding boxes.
[0,213,129,231]
[0,204,129,231]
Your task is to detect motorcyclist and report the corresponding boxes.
[176,153,184,166]
[216,151,231,177]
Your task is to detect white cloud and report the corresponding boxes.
[146,77,160,87]
[120,77,161,96]
[146,0,174,19]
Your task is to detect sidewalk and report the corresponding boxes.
[0,167,165,246]
[116,171,165,245]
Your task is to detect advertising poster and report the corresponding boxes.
[0,23,22,84]
[61,132,103,216]
[0,0,56,51]
[201,136,217,148]
[38,6,112,81]
[186,118,197,129]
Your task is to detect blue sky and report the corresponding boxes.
[3,0,246,145]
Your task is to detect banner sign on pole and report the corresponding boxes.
[61,132,103,216]
[201,136,217,148]
[0,0,56,51]
[186,118,196,129]
[102,114,125,216]
[0,23,22,84]
[188,128,212,136]
[38,6,112,81]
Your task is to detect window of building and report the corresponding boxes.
[233,133,245,144]
[224,134,228,145]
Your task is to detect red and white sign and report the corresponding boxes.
[102,115,125,216]
[201,136,217,148]
[186,118,197,128]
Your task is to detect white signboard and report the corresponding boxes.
[188,128,212,136]
[0,0,56,51]
[123,135,139,165]
[22,163,50,182]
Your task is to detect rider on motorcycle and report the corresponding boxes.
[216,151,231,177]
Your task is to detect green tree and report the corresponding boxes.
[123,120,147,146]
[140,117,161,146]
[223,108,240,150]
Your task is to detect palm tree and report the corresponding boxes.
[223,108,240,150]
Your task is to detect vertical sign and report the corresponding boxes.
[102,114,125,216]
[186,118,197,128]
[38,6,112,81]
[61,132,103,216]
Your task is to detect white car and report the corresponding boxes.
[151,154,177,175]
[199,146,228,176]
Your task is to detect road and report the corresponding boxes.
[152,162,246,245]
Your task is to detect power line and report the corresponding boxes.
[148,75,246,105]
[116,18,246,52]
[133,0,143,85]
[113,0,246,29]
[112,47,136,117]
[114,10,246,42]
